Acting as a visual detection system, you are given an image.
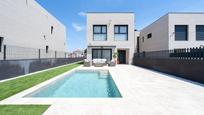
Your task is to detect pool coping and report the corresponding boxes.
[0,66,124,105]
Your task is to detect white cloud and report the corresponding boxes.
[72,22,85,32]
[78,12,86,17]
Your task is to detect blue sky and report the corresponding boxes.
[36,0,204,52]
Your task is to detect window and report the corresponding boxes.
[92,49,112,61]
[196,25,204,40]
[51,26,54,34]
[93,25,107,41]
[46,46,49,53]
[147,33,152,39]
[142,37,144,43]
[0,37,3,52]
[175,25,188,41]
[114,25,128,41]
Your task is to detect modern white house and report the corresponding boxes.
[139,13,204,52]
[86,12,138,64]
[86,12,204,64]
[0,0,66,59]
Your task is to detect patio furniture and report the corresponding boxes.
[108,60,116,67]
[93,59,107,67]
[84,59,91,67]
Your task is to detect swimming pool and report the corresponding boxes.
[26,70,122,98]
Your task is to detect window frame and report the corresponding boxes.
[147,33,152,39]
[142,37,144,43]
[46,46,49,53]
[93,25,107,41]
[114,25,128,41]
[175,25,188,41]
[51,26,54,34]
[196,25,204,41]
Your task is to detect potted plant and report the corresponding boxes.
[112,52,118,64]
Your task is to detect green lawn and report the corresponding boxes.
[0,62,82,101]
[0,105,49,115]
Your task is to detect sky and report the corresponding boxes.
[36,0,204,52]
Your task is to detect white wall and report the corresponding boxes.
[168,13,204,49]
[140,13,204,52]
[0,0,66,52]
[87,13,135,64]
[139,15,169,52]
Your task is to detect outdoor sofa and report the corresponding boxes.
[92,59,107,67]
[84,59,91,67]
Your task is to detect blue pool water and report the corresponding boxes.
[27,70,122,98]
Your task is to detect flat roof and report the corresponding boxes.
[87,12,134,14]
[168,12,204,14]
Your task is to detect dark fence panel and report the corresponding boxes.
[133,58,204,84]
[133,47,204,84]
[135,47,204,60]
[0,57,84,81]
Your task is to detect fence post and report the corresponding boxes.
[198,47,201,60]
[202,47,204,60]
[38,49,41,59]
[55,51,57,58]
[65,52,66,58]
[3,45,6,61]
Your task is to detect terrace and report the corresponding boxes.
[0,63,204,115]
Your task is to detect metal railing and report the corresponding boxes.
[0,45,70,61]
[134,47,204,60]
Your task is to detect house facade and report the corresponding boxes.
[86,12,137,64]
[87,12,204,64]
[0,0,67,59]
[139,13,204,52]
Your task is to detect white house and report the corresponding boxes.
[86,12,137,64]
[0,0,66,59]
[139,13,204,52]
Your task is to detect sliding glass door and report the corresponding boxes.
[92,49,112,61]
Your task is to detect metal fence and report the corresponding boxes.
[134,47,204,60]
[0,45,70,60]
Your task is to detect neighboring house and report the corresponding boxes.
[68,50,84,58]
[139,13,204,52]
[73,49,84,58]
[86,12,138,64]
[0,0,66,59]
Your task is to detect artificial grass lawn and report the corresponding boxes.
[0,62,81,101]
[0,105,49,115]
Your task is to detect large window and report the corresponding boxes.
[93,25,107,41]
[196,25,204,41]
[175,25,188,41]
[114,25,128,41]
[92,49,112,61]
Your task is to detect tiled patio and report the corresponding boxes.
[1,65,204,115]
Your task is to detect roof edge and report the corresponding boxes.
[168,12,204,14]
[87,12,134,14]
